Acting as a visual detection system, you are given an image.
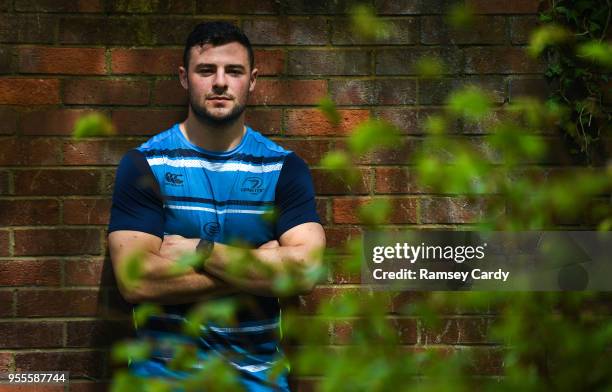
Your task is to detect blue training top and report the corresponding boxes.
[108,123,320,391]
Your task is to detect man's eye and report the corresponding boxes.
[228,69,243,75]
[199,69,214,74]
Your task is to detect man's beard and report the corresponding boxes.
[189,92,247,127]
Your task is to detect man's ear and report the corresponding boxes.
[179,66,188,90]
[249,68,258,93]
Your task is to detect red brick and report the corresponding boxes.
[0,15,56,44]
[352,139,420,165]
[14,169,101,196]
[510,16,539,44]
[63,140,141,165]
[330,79,416,105]
[63,79,149,105]
[0,171,9,195]
[111,48,181,75]
[333,197,417,224]
[421,16,506,45]
[18,47,106,74]
[329,255,360,284]
[420,197,488,224]
[196,0,277,14]
[254,49,285,76]
[373,108,427,135]
[245,109,281,135]
[273,139,331,166]
[16,289,100,317]
[151,79,187,105]
[0,321,63,348]
[424,317,490,344]
[465,47,544,74]
[375,167,423,194]
[509,77,549,101]
[420,77,507,105]
[324,226,362,249]
[20,109,99,136]
[63,198,111,225]
[286,109,369,136]
[332,318,418,344]
[0,352,11,372]
[316,198,328,225]
[13,228,101,256]
[0,259,61,286]
[376,47,462,76]
[375,0,452,14]
[467,0,540,14]
[288,49,370,76]
[243,18,328,45]
[0,138,62,166]
[332,18,418,45]
[0,107,18,135]
[0,384,65,392]
[64,258,105,286]
[66,382,110,392]
[0,231,8,257]
[311,168,371,195]
[66,320,132,347]
[14,351,105,378]
[106,0,192,13]
[0,291,13,317]
[15,0,103,12]
[249,80,327,105]
[0,200,59,225]
[59,16,155,45]
[111,108,186,135]
[0,46,15,74]
[0,79,60,105]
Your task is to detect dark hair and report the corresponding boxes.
[183,21,254,71]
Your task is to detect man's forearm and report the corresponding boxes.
[203,242,321,297]
[118,238,233,304]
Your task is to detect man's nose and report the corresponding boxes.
[213,69,228,90]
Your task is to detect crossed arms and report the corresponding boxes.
[108,222,326,305]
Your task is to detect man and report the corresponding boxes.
[107,21,326,391]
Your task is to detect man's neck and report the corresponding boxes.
[180,111,246,152]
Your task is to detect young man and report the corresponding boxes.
[107,21,326,391]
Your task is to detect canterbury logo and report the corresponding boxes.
[240,177,264,194]
[204,222,221,237]
[165,172,184,186]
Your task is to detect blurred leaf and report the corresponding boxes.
[133,303,163,328]
[119,250,145,290]
[358,199,391,225]
[350,4,391,40]
[168,345,198,371]
[72,112,116,138]
[169,251,205,275]
[446,3,474,28]
[184,299,237,337]
[527,24,571,57]
[577,41,612,68]
[320,150,360,185]
[112,340,152,363]
[317,96,341,125]
[447,86,492,121]
[415,56,446,79]
[423,115,448,135]
[348,119,401,154]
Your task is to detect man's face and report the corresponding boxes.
[179,42,256,125]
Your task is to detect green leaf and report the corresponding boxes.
[348,119,401,154]
[112,340,152,363]
[119,250,145,289]
[415,56,446,79]
[446,3,474,28]
[133,303,163,328]
[350,4,391,40]
[527,24,571,57]
[357,199,391,225]
[72,112,116,139]
[446,86,492,121]
[317,96,341,125]
[168,251,205,276]
[577,41,612,68]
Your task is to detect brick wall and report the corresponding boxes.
[0,0,549,390]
